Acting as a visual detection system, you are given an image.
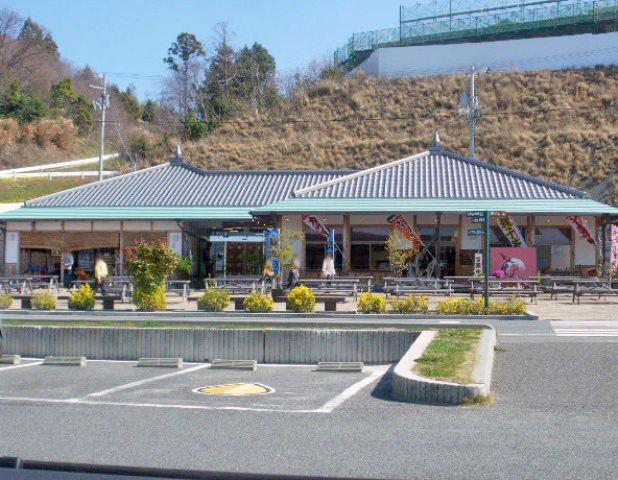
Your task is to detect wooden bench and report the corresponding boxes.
[298,279,359,301]
[313,295,347,312]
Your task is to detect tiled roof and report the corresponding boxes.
[26,161,354,208]
[293,148,588,200]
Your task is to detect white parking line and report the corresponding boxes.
[0,361,42,372]
[82,364,210,399]
[315,369,385,413]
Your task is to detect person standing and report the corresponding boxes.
[94,255,109,294]
[62,252,74,289]
[322,253,336,279]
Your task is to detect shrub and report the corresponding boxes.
[31,292,56,310]
[243,293,274,313]
[358,292,387,314]
[68,284,95,310]
[434,297,527,315]
[287,285,315,313]
[197,289,231,312]
[0,294,13,309]
[489,297,527,315]
[390,294,429,314]
[133,286,167,312]
[0,118,19,149]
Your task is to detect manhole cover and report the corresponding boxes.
[193,383,274,395]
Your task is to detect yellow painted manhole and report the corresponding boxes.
[193,383,274,395]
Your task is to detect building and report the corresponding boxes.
[1,139,617,283]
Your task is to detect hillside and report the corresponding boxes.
[2,67,618,205]
[129,68,618,205]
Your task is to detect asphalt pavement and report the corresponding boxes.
[0,336,617,480]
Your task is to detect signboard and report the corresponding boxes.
[612,225,618,273]
[263,229,280,275]
[468,229,485,236]
[471,217,485,224]
[168,232,183,256]
[466,211,484,217]
[5,231,19,263]
[491,248,537,280]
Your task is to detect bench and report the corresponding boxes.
[314,295,347,312]
[298,279,359,301]
[469,280,539,304]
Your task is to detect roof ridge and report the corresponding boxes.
[441,149,589,199]
[293,151,430,196]
[25,162,173,207]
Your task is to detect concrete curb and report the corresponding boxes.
[392,328,497,405]
[0,309,538,321]
[1,326,420,364]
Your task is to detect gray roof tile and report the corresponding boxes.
[293,149,588,200]
[26,162,354,207]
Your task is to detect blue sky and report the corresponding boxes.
[4,0,404,99]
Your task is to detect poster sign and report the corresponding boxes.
[491,248,537,280]
[167,232,183,256]
[302,214,329,238]
[611,225,618,273]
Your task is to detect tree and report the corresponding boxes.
[270,227,304,284]
[234,42,277,111]
[18,18,58,58]
[141,99,156,122]
[50,78,92,130]
[163,32,205,123]
[385,230,415,277]
[206,23,236,98]
[1,79,45,123]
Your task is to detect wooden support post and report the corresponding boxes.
[343,214,350,274]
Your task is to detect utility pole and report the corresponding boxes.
[91,74,109,182]
[458,65,480,160]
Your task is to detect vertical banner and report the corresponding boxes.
[474,252,483,276]
[386,214,423,254]
[611,225,618,273]
[496,215,527,247]
[264,229,280,275]
[5,231,19,264]
[302,214,329,238]
[567,216,597,247]
[167,232,183,256]
[327,229,335,263]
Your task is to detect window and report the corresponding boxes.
[350,226,390,270]
[534,227,571,245]
[305,227,343,271]
[419,227,458,243]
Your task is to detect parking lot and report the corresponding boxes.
[1,341,618,479]
[0,359,387,414]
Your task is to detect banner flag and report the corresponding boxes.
[611,225,618,273]
[496,215,527,247]
[302,214,329,238]
[386,214,423,253]
[567,216,597,248]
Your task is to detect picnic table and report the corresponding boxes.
[468,278,539,304]
[298,278,359,301]
[103,276,134,302]
[571,278,618,304]
[205,276,265,295]
[0,275,59,295]
[166,280,191,302]
[383,277,453,298]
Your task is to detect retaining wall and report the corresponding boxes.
[2,326,419,364]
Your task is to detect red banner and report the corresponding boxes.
[302,214,329,238]
[386,215,423,253]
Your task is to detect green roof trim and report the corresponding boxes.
[0,206,253,220]
[252,198,618,215]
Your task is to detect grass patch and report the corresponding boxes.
[462,393,495,407]
[0,177,94,202]
[414,329,482,384]
[494,345,507,353]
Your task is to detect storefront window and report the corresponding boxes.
[350,226,390,270]
[305,227,343,271]
[534,227,572,273]
[419,227,457,243]
[534,227,571,245]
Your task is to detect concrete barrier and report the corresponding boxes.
[2,326,419,364]
[392,328,496,405]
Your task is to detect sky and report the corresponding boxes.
[3,0,405,100]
